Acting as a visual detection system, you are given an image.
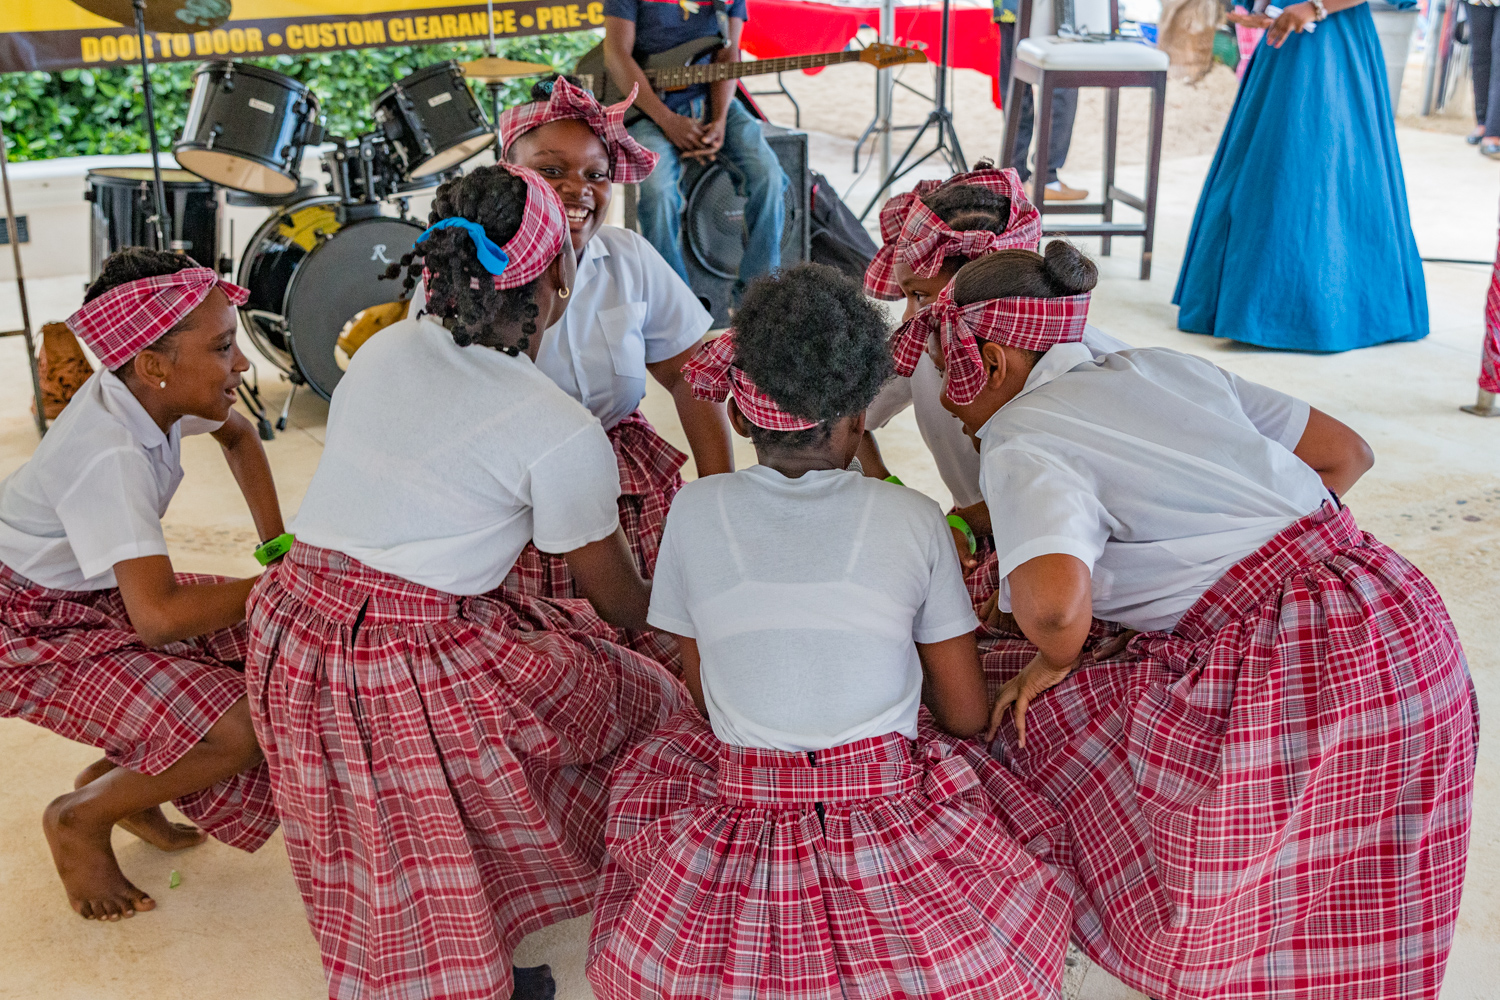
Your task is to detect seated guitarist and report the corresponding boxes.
[604,0,788,304]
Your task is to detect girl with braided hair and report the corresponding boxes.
[245,163,685,1000]
[586,264,1073,1000]
[497,74,733,671]
[0,247,281,920]
[922,242,1473,1000]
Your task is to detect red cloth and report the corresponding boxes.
[585,711,1075,1000]
[498,78,659,185]
[742,0,1005,105]
[682,332,821,431]
[1482,203,1500,393]
[246,542,686,1000]
[973,502,1477,999]
[505,409,686,670]
[66,268,249,370]
[899,284,1090,404]
[865,167,1040,300]
[0,562,277,851]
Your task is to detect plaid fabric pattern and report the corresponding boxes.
[864,167,1041,300]
[586,710,1075,1000]
[66,268,250,369]
[499,77,658,184]
[245,542,685,1000]
[0,562,277,851]
[1482,204,1500,393]
[896,286,1090,404]
[505,410,685,671]
[976,503,1478,1000]
[681,332,820,431]
[418,164,569,293]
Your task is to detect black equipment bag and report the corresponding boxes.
[808,172,878,281]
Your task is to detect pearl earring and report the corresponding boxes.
[159,380,166,389]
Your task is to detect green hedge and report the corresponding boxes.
[0,32,600,162]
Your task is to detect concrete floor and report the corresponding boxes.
[1,78,1497,1000]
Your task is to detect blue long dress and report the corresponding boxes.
[1172,3,1428,352]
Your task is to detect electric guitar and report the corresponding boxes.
[574,39,928,121]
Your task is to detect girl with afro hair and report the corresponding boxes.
[585,263,1074,1000]
[0,247,280,922]
[497,74,733,672]
[245,163,685,1000]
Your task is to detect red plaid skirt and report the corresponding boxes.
[586,711,1075,1000]
[974,503,1478,1000]
[246,542,685,1000]
[0,562,277,851]
[506,410,686,670]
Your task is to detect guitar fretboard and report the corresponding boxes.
[647,50,864,89]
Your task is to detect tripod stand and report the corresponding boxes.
[860,0,967,220]
[131,0,170,251]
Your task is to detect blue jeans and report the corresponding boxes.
[629,99,787,300]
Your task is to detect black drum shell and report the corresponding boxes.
[85,167,218,278]
[372,61,493,181]
[175,61,320,196]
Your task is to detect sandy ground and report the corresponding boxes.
[1,50,1498,1000]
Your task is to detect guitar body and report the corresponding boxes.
[574,36,728,124]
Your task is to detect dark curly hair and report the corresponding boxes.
[529,73,589,103]
[921,160,1013,275]
[84,247,200,373]
[731,263,894,449]
[381,165,545,355]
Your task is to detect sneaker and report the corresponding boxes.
[1044,180,1089,202]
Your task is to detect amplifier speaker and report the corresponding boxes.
[679,122,810,327]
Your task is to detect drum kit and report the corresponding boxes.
[71,0,552,435]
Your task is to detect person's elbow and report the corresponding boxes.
[127,608,178,649]
[932,702,989,741]
[1348,433,1375,481]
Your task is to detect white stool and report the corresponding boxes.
[1001,0,1169,278]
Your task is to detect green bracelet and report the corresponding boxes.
[946,514,978,555]
[253,533,295,566]
[883,475,906,486]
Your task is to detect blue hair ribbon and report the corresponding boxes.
[417,217,510,276]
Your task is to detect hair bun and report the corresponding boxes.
[1041,240,1098,296]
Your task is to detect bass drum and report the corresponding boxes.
[86,167,218,277]
[237,197,421,400]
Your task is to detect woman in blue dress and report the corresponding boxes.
[1173,0,1427,352]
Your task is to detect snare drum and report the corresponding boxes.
[175,62,322,196]
[85,167,219,277]
[373,62,494,181]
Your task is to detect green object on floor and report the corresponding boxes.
[1213,28,1240,70]
[169,870,181,889]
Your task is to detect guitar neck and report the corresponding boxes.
[647,50,863,90]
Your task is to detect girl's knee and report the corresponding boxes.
[205,699,265,771]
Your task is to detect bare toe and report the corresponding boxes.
[43,793,154,923]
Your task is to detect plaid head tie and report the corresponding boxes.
[864,167,1042,300]
[420,164,570,295]
[897,284,1091,405]
[682,333,821,432]
[498,77,659,184]
[66,267,249,370]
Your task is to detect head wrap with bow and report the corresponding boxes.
[864,166,1041,301]
[682,332,821,431]
[66,267,249,370]
[894,283,1090,405]
[418,163,570,294]
[498,76,659,184]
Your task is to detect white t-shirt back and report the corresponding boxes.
[533,226,710,429]
[868,325,1310,509]
[648,466,979,752]
[0,369,221,591]
[978,344,1330,632]
[292,317,621,595]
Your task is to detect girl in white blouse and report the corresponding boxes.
[924,242,1475,1000]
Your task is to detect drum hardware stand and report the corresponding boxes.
[236,366,276,441]
[131,0,171,252]
[860,0,967,220]
[276,383,297,431]
[1462,389,1500,417]
[0,124,47,435]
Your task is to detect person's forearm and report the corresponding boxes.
[953,500,992,537]
[1008,554,1093,667]
[603,23,676,126]
[223,438,285,542]
[675,388,735,476]
[708,77,735,124]
[855,431,890,479]
[135,577,257,647]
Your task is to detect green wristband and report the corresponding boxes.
[254,533,295,566]
[883,475,905,486]
[946,514,977,555]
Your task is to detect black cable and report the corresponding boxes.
[1421,257,1491,266]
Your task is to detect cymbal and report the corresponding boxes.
[71,0,232,33]
[460,57,556,84]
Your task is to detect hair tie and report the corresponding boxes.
[417,217,511,276]
[537,79,555,94]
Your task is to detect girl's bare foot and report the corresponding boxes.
[75,760,206,851]
[42,791,156,920]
